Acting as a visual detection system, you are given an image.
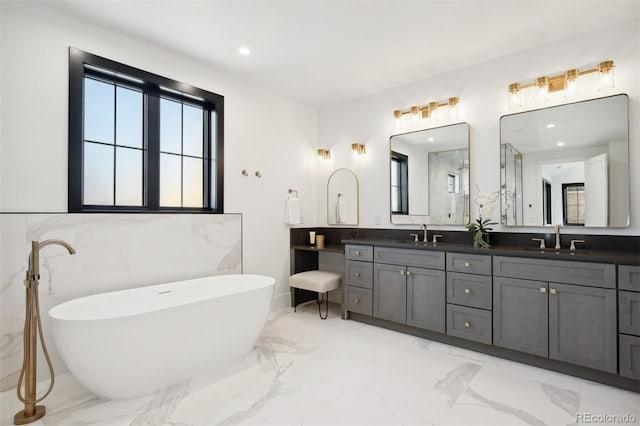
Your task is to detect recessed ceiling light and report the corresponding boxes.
[428,137,435,142]
[557,141,565,146]
[546,123,555,128]
[238,47,251,56]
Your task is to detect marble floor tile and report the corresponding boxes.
[1,303,638,426]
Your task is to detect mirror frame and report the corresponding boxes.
[327,168,359,226]
[389,122,471,225]
[499,94,630,228]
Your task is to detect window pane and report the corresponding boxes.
[115,147,142,206]
[84,77,114,144]
[183,157,203,207]
[210,110,216,161]
[160,98,181,154]
[84,142,114,205]
[391,187,399,212]
[391,160,399,186]
[210,159,216,210]
[116,86,143,148]
[160,153,181,207]
[183,104,203,157]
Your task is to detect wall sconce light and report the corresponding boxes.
[316,148,331,160]
[393,96,460,133]
[351,143,366,155]
[508,60,615,110]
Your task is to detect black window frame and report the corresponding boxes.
[562,182,585,226]
[390,151,409,215]
[68,47,224,213]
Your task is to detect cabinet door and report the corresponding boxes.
[373,263,406,323]
[406,267,445,332]
[493,277,548,357]
[549,283,617,373]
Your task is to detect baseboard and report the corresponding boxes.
[271,292,290,312]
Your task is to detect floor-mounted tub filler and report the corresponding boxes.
[48,274,275,400]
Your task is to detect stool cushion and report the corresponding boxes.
[289,270,342,293]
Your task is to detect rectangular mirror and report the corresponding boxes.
[390,122,470,225]
[500,94,629,227]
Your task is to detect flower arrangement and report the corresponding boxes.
[466,185,499,249]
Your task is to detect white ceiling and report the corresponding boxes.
[44,0,639,108]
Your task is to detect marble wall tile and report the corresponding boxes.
[0,213,242,393]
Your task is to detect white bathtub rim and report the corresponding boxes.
[48,274,275,322]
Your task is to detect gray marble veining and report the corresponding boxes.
[434,362,482,406]
[540,381,581,416]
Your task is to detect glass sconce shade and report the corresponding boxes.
[597,61,615,92]
[564,69,579,97]
[535,77,549,102]
[508,83,522,109]
[317,148,331,160]
[393,110,403,133]
[410,106,420,127]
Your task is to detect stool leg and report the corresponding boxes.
[316,292,329,320]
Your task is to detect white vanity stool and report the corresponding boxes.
[289,270,342,319]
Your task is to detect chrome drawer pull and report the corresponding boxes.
[355,251,361,256]
[540,287,546,294]
[406,271,412,276]
[355,272,361,277]
[354,297,360,304]
[464,321,471,328]
[550,288,557,295]
[400,270,405,275]
[464,288,471,294]
[464,261,470,268]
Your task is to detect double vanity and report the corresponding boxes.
[290,228,639,392]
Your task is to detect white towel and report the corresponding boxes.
[286,197,301,225]
[336,194,346,224]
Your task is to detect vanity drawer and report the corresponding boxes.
[620,334,640,380]
[345,245,373,262]
[493,256,615,289]
[345,285,372,316]
[447,252,492,275]
[345,260,373,289]
[619,291,640,336]
[619,265,640,292]
[374,247,445,270]
[446,304,492,345]
[447,272,492,310]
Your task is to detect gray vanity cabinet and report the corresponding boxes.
[406,267,446,332]
[493,256,617,374]
[344,245,374,316]
[618,265,640,380]
[372,247,445,329]
[373,263,407,323]
[493,277,548,357]
[548,282,617,373]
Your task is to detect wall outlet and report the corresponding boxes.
[374,214,381,225]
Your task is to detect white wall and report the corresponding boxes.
[0,2,320,308]
[318,18,640,235]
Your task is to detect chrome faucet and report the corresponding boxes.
[554,224,561,250]
[421,224,428,242]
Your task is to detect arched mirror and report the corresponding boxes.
[390,122,470,224]
[500,94,629,227]
[327,168,359,225]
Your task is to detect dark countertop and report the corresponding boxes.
[341,239,640,266]
[291,244,345,254]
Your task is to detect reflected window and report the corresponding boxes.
[391,151,408,215]
[562,183,585,226]
[69,48,224,212]
[447,173,459,194]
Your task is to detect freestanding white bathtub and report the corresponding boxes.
[49,274,275,399]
